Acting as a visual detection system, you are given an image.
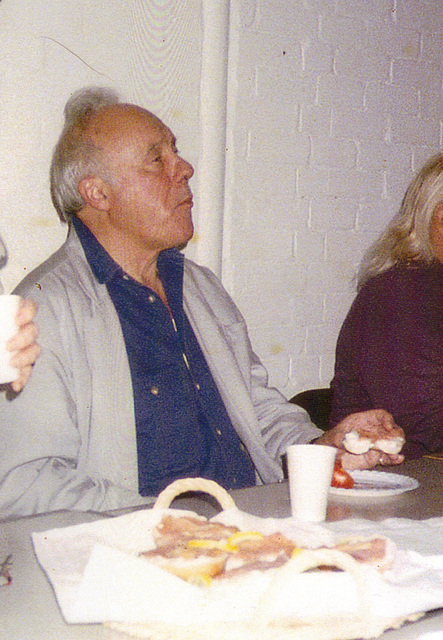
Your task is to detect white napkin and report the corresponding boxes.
[32,508,443,629]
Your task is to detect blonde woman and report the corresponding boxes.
[331,153,443,458]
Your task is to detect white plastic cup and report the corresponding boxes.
[287,444,336,522]
[0,295,21,384]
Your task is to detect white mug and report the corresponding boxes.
[0,295,21,384]
[287,444,336,522]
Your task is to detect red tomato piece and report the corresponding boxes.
[331,459,355,489]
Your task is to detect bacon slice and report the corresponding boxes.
[332,536,394,571]
[153,515,239,548]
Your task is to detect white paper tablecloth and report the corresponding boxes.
[32,508,443,638]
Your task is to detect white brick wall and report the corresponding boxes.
[225,0,443,397]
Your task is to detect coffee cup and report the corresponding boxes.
[287,444,336,522]
[0,295,21,384]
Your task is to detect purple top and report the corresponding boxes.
[330,262,443,458]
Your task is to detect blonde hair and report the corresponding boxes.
[50,86,120,222]
[357,152,443,290]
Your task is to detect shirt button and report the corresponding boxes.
[216,428,222,436]
[195,383,201,391]
[148,294,156,303]
[123,275,130,281]
[150,386,159,396]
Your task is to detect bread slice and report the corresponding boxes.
[343,429,404,455]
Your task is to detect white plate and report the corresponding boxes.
[329,470,419,498]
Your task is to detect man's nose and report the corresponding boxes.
[175,156,194,181]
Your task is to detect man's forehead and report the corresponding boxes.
[86,104,174,146]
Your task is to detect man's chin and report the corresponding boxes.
[177,226,194,251]
[172,230,192,252]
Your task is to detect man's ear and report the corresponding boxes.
[78,176,110,211]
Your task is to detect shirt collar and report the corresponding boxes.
[72,216,121,284]
[72,215,184,286]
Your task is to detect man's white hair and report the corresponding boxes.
[50,86,120,222]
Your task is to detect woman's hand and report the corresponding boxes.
[6,298,41,392]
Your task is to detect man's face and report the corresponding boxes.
[87,105,194,255]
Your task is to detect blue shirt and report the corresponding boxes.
[72,218,256,495]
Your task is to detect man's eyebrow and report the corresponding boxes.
[146,142,161,154]
[167,134,178,149]
[145,134,177,155]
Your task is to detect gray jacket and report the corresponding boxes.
[0,230,321,517]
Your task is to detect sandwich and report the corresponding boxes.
[140,514,394,585]
[343,427,405,456]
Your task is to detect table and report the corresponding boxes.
[1,457,443,639]
[231,457,443,522]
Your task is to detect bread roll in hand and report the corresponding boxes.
[315,409,405,470]
[343,428,405,455]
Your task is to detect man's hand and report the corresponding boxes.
[315,409,405,470]
[7,299,41,392]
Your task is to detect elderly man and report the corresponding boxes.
[0,88,404,517]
